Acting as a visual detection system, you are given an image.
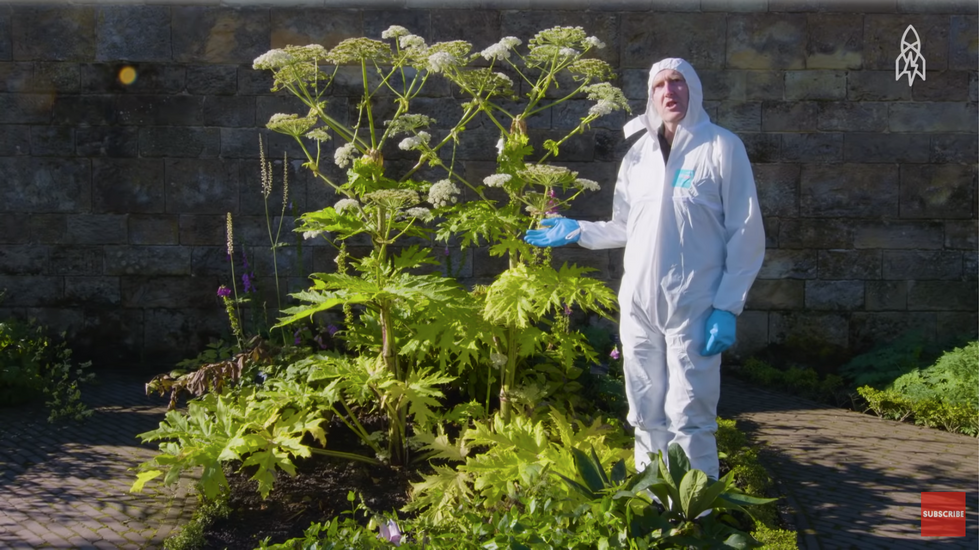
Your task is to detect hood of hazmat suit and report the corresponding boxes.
[577,57,765,334]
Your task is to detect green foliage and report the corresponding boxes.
[716,419,790,536]
[750,524,799,550]
[163,497,231,550]
[737,359,845,405]
[856,385,978,437]
[0,314,94,422]
[838,333,928,388]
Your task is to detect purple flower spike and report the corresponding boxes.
[293,328,302,345]
[378,519,402,546]
[563,303,572,317]
[326,324,339,336]
[241,249,250,270]
[242,273,254,293]
[609,348,620,360]
[216,286,232,298]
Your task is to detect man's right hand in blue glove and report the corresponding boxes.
[524,217,581,247]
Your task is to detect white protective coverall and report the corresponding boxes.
[577,58,765,478]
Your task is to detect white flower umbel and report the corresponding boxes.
[427,51,456,73]
[588,100,615,117]
[574,178,601,191]
[481,36,522,62]
[303,230,325,240]
[398,131,431,151]
[253,49,295,70]
[483,173,512,188]
[427,179,461,208]
[585,36,606,49]
[405,207,432,220]
[399,34,426,50]
[305,128,330,142]
[559,47,580,58]
[334,198,359,214]
[334,142,358,168]
[382,25,410,40]
[267,113,316,136]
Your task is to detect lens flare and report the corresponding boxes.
[118,66,137,85]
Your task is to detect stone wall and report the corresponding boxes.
[0,1,976,366]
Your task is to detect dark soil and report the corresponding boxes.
[203,453,414,549]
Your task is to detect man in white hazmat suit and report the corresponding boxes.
[525,58,765,479]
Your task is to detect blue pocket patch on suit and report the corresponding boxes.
[672,169,695,189]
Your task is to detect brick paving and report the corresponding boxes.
[719,377,978,549]
[0,373,196,549]
[0,371,977,549]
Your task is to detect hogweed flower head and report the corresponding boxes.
[398,131,431,151]
[253,49,295,70]
[404,207,432,220]
[334,142,358,168]
[267,113,317,137]
[483,173,512,188]
[305,128,330,142]
[385,114,436,137]
[399,34,426,50]
[585,36,606,49]
[427,51,456,73]
[481,37,521,61]
[303,230,325,240]
[427,179,460,208]
[574,178,600,192]
[334,198,359,214]
[365,189,419,210]
[382,25,410,40]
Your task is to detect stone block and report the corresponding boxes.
[818,102,888,132]
[311,246,341,274]
[252,245,313,279]
[937,312,979,342]
[554,99,627,131]
[763,217,779,248]
[714,101,761,132]
[780,133,842,162]
[842,133,930,163]
[0,10,10,60]
[930,134,978,164]
[740,133,781,163]
[726,14,806,70]
[758,249,817,279]
[0,214,31,244]
[818,249,881,279]
[854,221,944,249]
[12,7,96,61]
[745,279,804,309]
[180,215,226,246]
[702,0,768,11]
[0,62,32,92]
[907,280,977,311]
[270,9,362,50]
[81,63,185,94]
[0,124,30,156]
[191,246,228,276]
[888,102,978,133]
[863,15,948,71]
[779,218,854,249]
[897,0,978,13]
[623,13,727,70]
[769,311,850,350]
[117,95,206,126]
[883,250,963,279]
[801,164,898,218]
[238,66,277,95]
[900,164,977,219]
[945,220,977,249]
[911,71,972,101]
[595,129,635,163]
[142,307,235,363]
[950,15,978,70]
[785,70,846,100]
[34,62,80,94]
[139,127,221,158]
[51,95,117,126]
[0,94,53,124]
[730,309,769,359]
[771,0,899,12]
[203,96,255,128]
[805,280,864,310]
[0,245,48,275]
[165,159,242,214]
[95,6,172,62]
[172,7,271,64]
[744,71,784,100]
[849,312,938,353]
[846,71,912,101]
[66,214,128,245]
[805,13,864,69]
[761,101,818,132]
[106,246,192,276]
[972,71,978,102]
[76,127,139,157]
[865,281,907,311]
[563,162,618,220]
[29,214,67,244]
[500,10,619,66]
[30,126,73,157]
[432,10,501,53]
[64,277,121,306]
[621,69,649,101]
[92,159,166,214]
[222,128,305,160]
[0,275,63,306]
[186,65,237,95]
[363,10,430,43]
[129,215,179,245]
[0,158,91,212]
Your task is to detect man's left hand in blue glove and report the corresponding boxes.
[700,309,736,356]
[524,217,581,247]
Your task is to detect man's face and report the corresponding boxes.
[651,69,689,125]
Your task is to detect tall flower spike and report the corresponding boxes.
[259,136,271,199]
[282,152,289,207]
[225,213,234,257]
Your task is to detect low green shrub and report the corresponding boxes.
[0,312,94,422]
[736,359,845,405]
[164,496,231,550]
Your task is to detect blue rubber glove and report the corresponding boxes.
[700,309,736,356]
[524,217,581,247]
